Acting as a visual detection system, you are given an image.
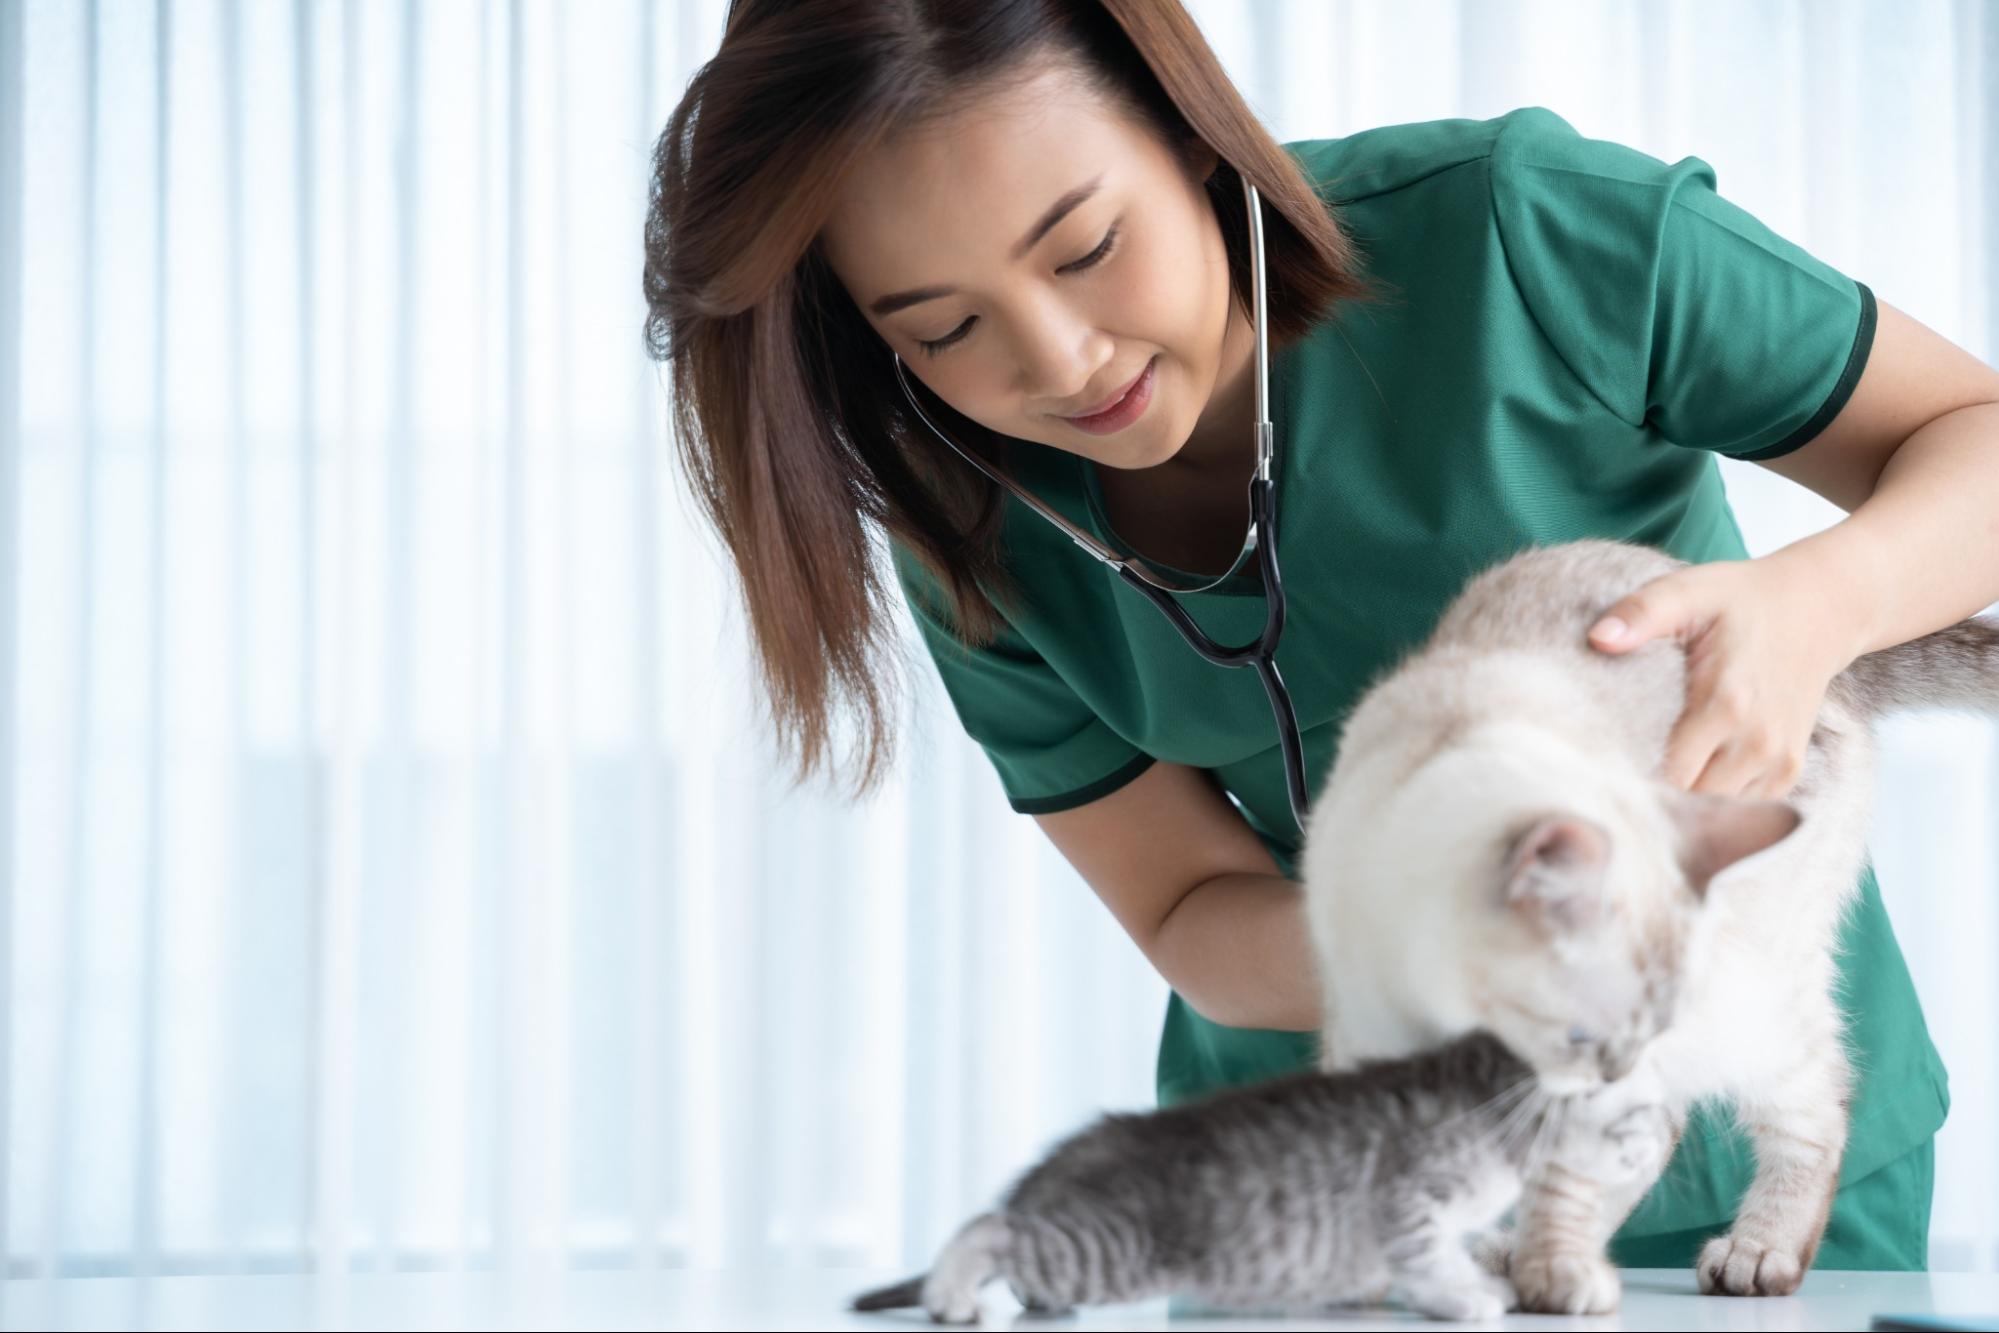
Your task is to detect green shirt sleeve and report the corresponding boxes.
[1488,105,1876,461]
[890,539,1155,814]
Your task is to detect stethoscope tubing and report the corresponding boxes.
[1110,476,1307,837]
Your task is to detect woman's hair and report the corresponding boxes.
[643,0,1375,798]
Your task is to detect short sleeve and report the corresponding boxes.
[1489,106,1875,461]
[889,540,1154,814]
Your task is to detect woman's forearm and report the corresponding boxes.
[1149,872,1323,1033]
[1775,401,1999,660]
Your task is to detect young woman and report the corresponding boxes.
[644,0,1999,1279]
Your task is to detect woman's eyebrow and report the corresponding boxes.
[868,174,1104,316]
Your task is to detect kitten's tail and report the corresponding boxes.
[848,1272,928,1312]
[1835,616,1999,717]
[847,1211,1013,1322]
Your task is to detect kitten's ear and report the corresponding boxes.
[1501,815,1610,934]
[1664,790,1803,898]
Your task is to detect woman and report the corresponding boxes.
[644,0,1999,1280]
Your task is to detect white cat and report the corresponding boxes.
[1299,538,1997,1314]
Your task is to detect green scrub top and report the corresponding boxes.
[890,105,1948,1266]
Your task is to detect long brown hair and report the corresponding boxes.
[643,0,1375,799]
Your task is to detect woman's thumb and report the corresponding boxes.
[1588,590,1671,652]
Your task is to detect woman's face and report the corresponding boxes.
[818,58,1248,473]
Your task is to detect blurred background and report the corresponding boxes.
[4,0,1997,1284]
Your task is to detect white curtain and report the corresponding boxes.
[4,0,1995,1283]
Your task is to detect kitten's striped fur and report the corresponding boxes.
[850,1032,1671,1323]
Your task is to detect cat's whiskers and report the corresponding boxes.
[1486,1078,1552,1161]
[1514,1087,1569,1174]
[1434,1072,1538,1140]
[1482,1083,1536,1151]
[1458,1077,1545,1168]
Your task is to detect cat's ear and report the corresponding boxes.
[1664,790,1803,897]
[1501,814,1610,935]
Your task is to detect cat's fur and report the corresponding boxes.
[1301,537,1999,1312]
[848,1032,1676,1323]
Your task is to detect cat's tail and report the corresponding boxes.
[1835,615,1999,717]
[847,1211,1013,1323]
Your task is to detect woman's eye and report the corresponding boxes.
[1061,223,1120,274]
[915,321,973,358]
[914,224,1122,359]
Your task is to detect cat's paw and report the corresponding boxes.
[1508,1248,1621,1315]
[1402,1274,1511,1324]
[1696,1231,1805,1296]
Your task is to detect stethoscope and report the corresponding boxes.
[889,177,1309,841]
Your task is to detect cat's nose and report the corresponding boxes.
[1599,1045,1641,1082]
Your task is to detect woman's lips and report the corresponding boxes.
[1062,356,1157,435]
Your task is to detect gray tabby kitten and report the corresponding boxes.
[847,1032,1675,1324]
[1303,537,1999,1313]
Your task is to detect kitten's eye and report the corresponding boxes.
[1567,1025,1595,1047]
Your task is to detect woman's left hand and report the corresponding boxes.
[1583,555,1867,800]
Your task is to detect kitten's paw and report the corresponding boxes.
[1509,1248,1621,1315]
[921,1276,982,1324]
[1696,1231,1805,1296]
[1403,1278,1508,1324]
[921,1298,980,1324]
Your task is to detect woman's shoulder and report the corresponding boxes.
[1282,105,1642,208]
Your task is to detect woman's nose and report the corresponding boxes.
[1011,300,1110,406]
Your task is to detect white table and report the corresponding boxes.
[2,1267,1995,1330]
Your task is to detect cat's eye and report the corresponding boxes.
[1566,1025,1595,1047]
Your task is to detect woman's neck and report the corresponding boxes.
[1166,299,1258,481]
